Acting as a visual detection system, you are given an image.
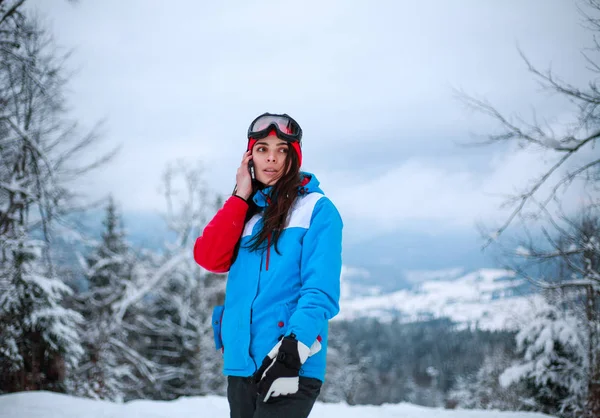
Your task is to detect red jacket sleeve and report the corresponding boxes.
[193,195,249,273]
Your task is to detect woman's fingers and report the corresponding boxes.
[235,151,254,200]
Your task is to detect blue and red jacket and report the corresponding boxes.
[193,172,343,381]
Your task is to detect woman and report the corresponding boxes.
[193,112,343,418]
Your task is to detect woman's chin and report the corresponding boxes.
[257,175,280,186]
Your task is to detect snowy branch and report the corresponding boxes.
[111,251,188,328]
[0,178,35,198]
[0,0,25,27]
[5,116,58,184]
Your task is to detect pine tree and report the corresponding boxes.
[499,306,586,417]
[447,346,531,410]
[0,223,84,392]
[69,196,136,401]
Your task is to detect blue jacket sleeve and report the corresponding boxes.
[286,196,343,348]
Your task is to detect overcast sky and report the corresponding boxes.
[28,0,593,246]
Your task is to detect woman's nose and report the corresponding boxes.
[267,152,277,162]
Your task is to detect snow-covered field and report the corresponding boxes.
[0,391,555,418]
[338,268,549,331]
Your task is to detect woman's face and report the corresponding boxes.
[251,133,289,186]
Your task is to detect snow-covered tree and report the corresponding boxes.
[158,161,225,397]
[499,305,586,417]
[124,161,225,400]
[0,224,84,392]
[496,208,600,416]
[0,13,114,394]
[67,196,139,401]
[0,2,26,56]
[448,346,533,411]
[0,16,83,393]
[320,334,370,405]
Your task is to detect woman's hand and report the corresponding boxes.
[234,150,253,201]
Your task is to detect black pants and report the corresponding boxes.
[227,376,322,418]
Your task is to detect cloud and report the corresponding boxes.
[29,0,593,241]
[327,146,592,237]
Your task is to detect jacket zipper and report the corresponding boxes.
[248,209,272,373]
[248,220,266,374]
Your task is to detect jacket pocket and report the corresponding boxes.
[212,305,225,351]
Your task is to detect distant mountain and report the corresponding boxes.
[341,226,505,292]
[337,268,545,331]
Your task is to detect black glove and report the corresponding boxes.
[253,334,312,402]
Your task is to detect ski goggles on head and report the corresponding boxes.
[247,113,302,143]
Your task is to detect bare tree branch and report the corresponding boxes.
[482,151,573,248]
[540,157,600,210]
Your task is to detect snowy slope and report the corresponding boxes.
[0,391,555,418]
[338,268,549,331]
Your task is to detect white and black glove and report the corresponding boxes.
[253,334,321,402]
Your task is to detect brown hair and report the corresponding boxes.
[232,144,301,261]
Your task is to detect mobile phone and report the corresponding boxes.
[248,159,255,180]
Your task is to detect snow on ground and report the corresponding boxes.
[0,391,555,418]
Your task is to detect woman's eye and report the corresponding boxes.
[257,146,266,152]
[279,148,288,153]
